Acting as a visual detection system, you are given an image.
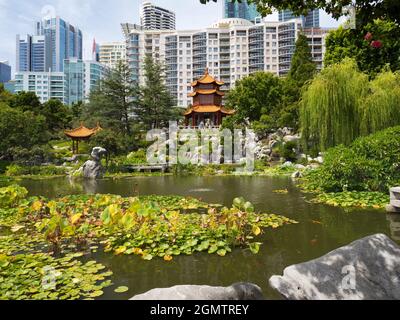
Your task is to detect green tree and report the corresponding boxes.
[300,58,369,151]
[279,33,316,130]
[200,0,400,26]
[0,103,49,159]
[88,129,124,165]
[42,99,72,133]
[10,91,41,113]
[136,54,176,129]
[85,60,140,135]
[325,19,400,77]
[226,71,283,123]
[360,69,400,136]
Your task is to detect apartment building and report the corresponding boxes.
[140,1,176,30]
[123,18,330,107]
[14,71,66,104]
[99,42,127,69]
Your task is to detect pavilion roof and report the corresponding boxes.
[64,123,102,139]
[188,89,225,97]
[191,68,224,87]
[184,105,235,116]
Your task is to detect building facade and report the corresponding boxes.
[16,17,82,73]
[279,9,320,28]
[140,1,176,30]
[16,35,50,72]
[224,0,259,23]
[99,42,127,69]
[0,61,11,83]
[84,60,107,101]
[123,18,330,107]
[14,71,66,103]
[64,58,84,105]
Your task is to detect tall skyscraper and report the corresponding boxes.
[16,16,82,73]
[224,0,259,23]
[35,16,83,72]
[140,1,176,30]
[279,9,320,28]
[0,61,11,83]
[16,35,50,72]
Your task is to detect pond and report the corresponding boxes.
[7,176,398,300]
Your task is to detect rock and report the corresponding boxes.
[269,234,400,300]
[130,283,264,301]
[81,147,107,179]
[386,187,400,213]
[295,164,306,170]
[316,156,324,164]
[281,161,293,167]
[283,135,300,143]
[291,171,302,179]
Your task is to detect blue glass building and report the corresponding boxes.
[0,61,11,83]
[279,9,320,28]
[64,58,84,105]
[224,0,260,22]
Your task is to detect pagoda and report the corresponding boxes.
[64,123,102,154]
[184,69,235,127]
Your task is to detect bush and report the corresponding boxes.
[5,164,66,177]
[280,141,298,162]
[303,126,400,192]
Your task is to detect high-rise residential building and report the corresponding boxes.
[224,0,259,23]
[140,1,176,30]
[99,42,127,69]
[279,9,320,28]
[34,16,83,72]
[0,61,11,83]
[122,18,330,107]
[14,71,66,103]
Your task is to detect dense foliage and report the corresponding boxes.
[325,19,400,77]
[301,59,400,152]
[200,0,400,26]
[302,126,400,193]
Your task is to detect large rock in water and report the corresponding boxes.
[131,283,264,300]
[269,234,400,300]
[82,147,107,179]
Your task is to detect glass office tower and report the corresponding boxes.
[224,0,259,22]
[279,9,320,28]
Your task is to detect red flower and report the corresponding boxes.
[364,32,373,41]
[371,40,383,48]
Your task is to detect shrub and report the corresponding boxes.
[280,141,298,162]
[5,164,66,177]
[303,126,400,192]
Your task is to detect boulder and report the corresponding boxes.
[291,171,302,179]
[131,283,264,301]
[269,234,400,300]
[283,135,300,143]
[81,147,107,179]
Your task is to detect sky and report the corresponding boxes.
[0,0,341,76]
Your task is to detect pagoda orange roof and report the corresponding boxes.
[188,89,225,97]
[191,68,224,87]
[64,123,102,139]
[184,105,235,116]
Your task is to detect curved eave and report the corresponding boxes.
[188,89,225,97]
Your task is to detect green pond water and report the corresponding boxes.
[6,176,400,300]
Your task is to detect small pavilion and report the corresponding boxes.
[64,123,102,154]
[184,69,235,127]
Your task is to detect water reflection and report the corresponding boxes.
[12,176,394,299]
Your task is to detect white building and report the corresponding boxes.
[99,42,127,69]
[14,71,65,104]
[123,18,331,107]
[140,1,176,30]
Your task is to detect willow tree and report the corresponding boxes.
[300,59,368,152]
[360,70,400,136]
